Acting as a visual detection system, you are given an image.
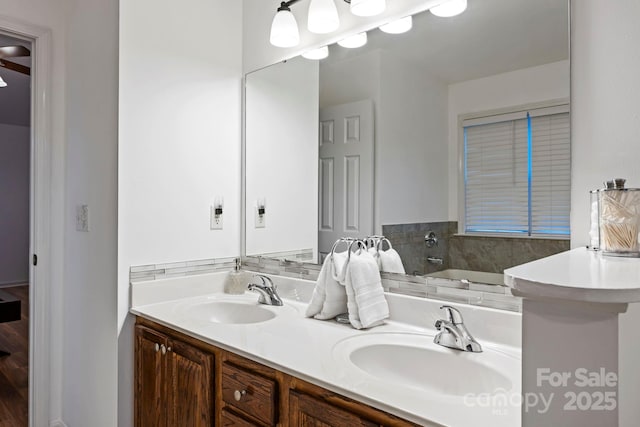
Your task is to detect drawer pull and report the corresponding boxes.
[154,343,160,353]
[161,344,167,355]
[233,389,247,401]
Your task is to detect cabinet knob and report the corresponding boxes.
[154,343,160,353]
[161,344,167,355]
[233,389,247,401]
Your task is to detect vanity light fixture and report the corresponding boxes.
[379,15,413,34]
[270,0,387,47]
[337,32,367,48]
[308,0,340,34]
[430,0,467,17]
[0,76,6,88]
[302,45,329,60]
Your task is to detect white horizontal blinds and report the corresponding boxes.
[463,104,570,237]
[530,112,571,235]
[464,119,529,233]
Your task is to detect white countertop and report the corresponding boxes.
[504,247,640,304]
[130,272,521,427]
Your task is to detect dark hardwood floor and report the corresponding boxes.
[0,285,29,427]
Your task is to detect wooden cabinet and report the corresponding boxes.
[135,325,213,427]
[135,318,418,427]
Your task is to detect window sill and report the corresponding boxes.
[453,233,570,241]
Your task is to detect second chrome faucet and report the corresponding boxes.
[434,305,482,353]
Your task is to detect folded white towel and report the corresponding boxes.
[342,251,389,329]
[305,252,348,320]
[379,248,406,274]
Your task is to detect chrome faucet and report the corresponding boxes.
[434,305,482,353]
[247,275,283,306]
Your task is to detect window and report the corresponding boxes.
[462,104,570,237]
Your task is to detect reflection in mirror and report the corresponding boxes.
[245,0,570,283]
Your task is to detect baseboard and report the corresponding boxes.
[50,419,69,427]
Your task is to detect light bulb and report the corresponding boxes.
[302,46,329,60]
[270,7,300,47]
[308,0,340,34]
[337,32,367,49]
[350,0,386,17]
[379,16,413,34]
[430,0,467,17]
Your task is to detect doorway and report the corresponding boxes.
[0,32,32,426]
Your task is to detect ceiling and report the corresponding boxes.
[324,0,569,84]
[0,33,32,127]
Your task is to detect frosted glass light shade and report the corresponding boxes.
[337,32,367,48]
[270,9,300,47]
[308,0,340,34]
[430,0,467,17]
[0,76,6,88]
[302,46,329,60]
[379,16,413,34]
[350,0,386,17]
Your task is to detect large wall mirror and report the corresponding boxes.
[245,0,570,285]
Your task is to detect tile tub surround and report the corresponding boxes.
[382,222,457,275]
[130,272,522,427]
[382,221,570,275]
[448,234,570,274]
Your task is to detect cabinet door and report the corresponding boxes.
[166,338,214,427]
[289,391,378,427]
[135,325,168,427]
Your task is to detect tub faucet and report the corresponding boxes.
[248,275,283,306]
[434,305,482,353]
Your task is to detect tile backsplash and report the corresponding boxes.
[130,257,237,282]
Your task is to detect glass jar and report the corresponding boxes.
[598,188,640,257]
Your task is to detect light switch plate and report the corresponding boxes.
[254,207,265,228]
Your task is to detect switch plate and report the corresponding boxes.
[254,201,266,229]
[76,204,89,232]
[210,205,223,230]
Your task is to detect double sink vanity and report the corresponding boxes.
[131,271,521,426]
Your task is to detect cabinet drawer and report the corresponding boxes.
[221,362,277,426]
[220,409,260,427]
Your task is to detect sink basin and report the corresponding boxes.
[188,301,277,324]
[333,332,517,397]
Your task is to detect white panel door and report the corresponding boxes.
[318,100,374,258]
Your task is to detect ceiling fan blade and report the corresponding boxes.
[0,45,31,59]
[0,59,30,76]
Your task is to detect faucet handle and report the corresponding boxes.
[440,305,464,325]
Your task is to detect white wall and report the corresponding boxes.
[242,0,440,73]
[245,57,319,258]
[63,0,119,425]
[378,51,449,228]
[447,60,570,220]
[570,1,640,426]
[118,0,244,425]
[0,124,30,285]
